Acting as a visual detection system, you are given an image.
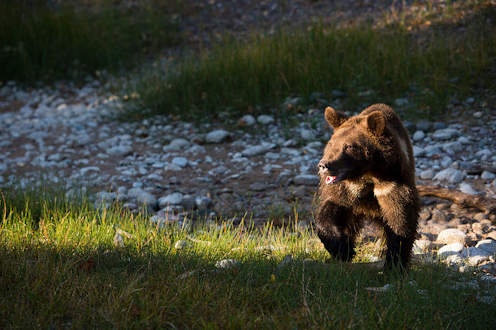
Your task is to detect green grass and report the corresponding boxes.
[1,183,495,329]
[0,0,180,82]
[130,5,496,122]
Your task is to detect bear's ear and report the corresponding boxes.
[364,111,386,135]
[325,107,349,129]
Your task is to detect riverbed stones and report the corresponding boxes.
[2,81,496,282]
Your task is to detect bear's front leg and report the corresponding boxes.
[315,201,356,262]
[375,184,419,269]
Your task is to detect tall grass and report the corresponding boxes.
[1,183,495,329]
[134,17,495,121]
[0,0,180,82]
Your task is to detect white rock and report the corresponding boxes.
[126,188,157,208]
[438,243,465,260]
[215,259,240,269]
[443,254,464,265]
[412,146,425,157]
[239,114,256,126]
[158,192,184,208]
[169,138,191,149]
[294,174,320,186]
[413,131,425,141]
[423,145,442,157]
[437,228,470,245]
[434,168,464,183]
[462,247,491,266]
[205,129,230,143]
[257,115,275,125]
[185,145,206,154]
[283,139,297,147]
[163,163,182,171]
[80,166,100,175]
[443,141,463,154]
[172,157,188,167]
[476,149,493,157]
[420,169,434,180]
[459,183,479,195]
[106,145,133,157]
[432,130,452,140]
[440,156,453,168]
[458,136,470,144]
[481,171,496,180]
[264,152,281,160]
[476,239,496,256]
[241,143,275,157]
[174,240,189,249]
[414,240,434,252]
[300,129,315,140]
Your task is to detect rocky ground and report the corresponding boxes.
[1,79,496,279]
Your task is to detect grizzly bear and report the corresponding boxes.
[316,104,419,269]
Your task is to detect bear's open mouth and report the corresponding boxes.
[325,173,344,185]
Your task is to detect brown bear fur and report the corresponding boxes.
[316,104,419,269]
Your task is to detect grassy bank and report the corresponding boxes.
[133,17,495,121]
[1,184,495,329]
[0,0,180,82]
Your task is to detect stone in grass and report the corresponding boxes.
[158,192,184,209]
[437,228,471,245]
[215,259,240,269]
[414,239,434,252]
[126,188,157,209]
[174,240,190,249]
[443,253,464,265]
[462,247,492,266]
[476,239,496,256]
[257,115,275,125]
[238,114,256,126]
[437,243,464,261]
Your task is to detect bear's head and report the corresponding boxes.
[319,107,386,185]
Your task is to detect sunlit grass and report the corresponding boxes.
[1,183,495,329]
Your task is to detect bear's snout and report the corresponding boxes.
[318,160,329,175]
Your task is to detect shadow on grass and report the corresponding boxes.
[1,239,495,329]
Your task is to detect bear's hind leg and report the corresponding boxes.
[316,202,356,262]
